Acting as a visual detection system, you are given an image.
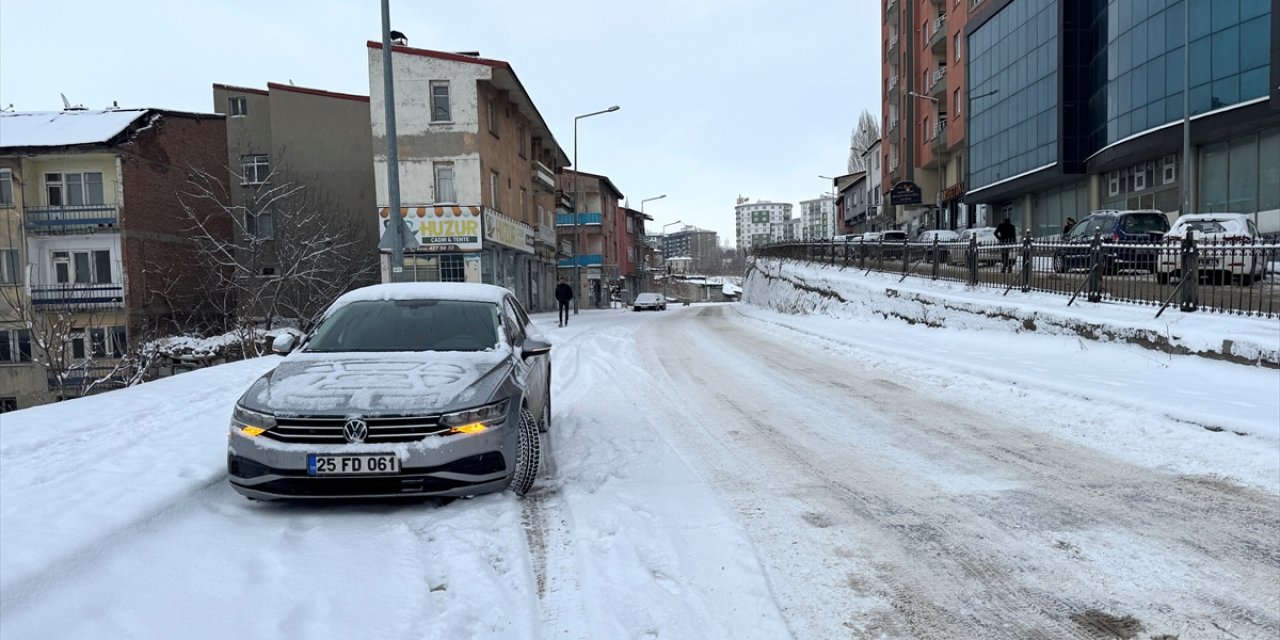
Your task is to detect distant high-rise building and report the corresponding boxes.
[799,196,836,240]
[734,199,794,250]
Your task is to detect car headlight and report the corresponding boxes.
[440,399,509,435]
[231,404,276,437]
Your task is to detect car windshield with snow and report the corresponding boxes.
[226,282,552,500]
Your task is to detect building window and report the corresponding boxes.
[1134,165,1147,192]
[53,250,112,284]
[240,155,270,185]
[0,249,20,285]
[434,163,455,203]
[519,188,527,219]
[90,326,127,358]
[1108,171,1120,197]
[0,329,32,363]
[954,34,960,61]
[487,96,498,136]
[229,96,248,116]
[45,172,104,206]
[0,169,12,206]
[1162,155,1177,184]
[430,81,451,122]
[70,328,86,360]
[245,210,273,239]
[489,170,500,210]
[518,124,527,158]
[440,254,465,282]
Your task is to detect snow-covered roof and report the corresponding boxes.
[0,109,149,148]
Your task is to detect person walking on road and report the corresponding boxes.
[555,277,574,327]
[995,217,1017,273]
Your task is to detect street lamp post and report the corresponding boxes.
[640,195,666,294]
[661,219,681,301]
[572,105,620,314]
[819,175,837,236]
[908,91,942,232]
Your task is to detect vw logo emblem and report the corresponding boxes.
[343,418,368,444]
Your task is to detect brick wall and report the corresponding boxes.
[118,112,230,331]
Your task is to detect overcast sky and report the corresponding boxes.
[0,0,880,247]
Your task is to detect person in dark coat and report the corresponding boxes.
[995,217,1017,273]
[1063,217,1077,236]
[554,278,574,327]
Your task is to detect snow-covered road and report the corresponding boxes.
[2,268,1277,639]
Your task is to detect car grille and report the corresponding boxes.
[264,415,450,444]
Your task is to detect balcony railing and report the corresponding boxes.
[556,212,603,226]
[557,253,603,268]
[30,283,125,309]
[24,204,120,233]
[929,15,947,51]
[532,161,556,192]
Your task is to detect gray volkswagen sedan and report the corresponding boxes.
[227,283,551,500]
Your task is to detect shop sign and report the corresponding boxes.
[377,206,482,252]
[483,208,535,254]
[889,181,922,205]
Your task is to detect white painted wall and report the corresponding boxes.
[368,47,487,206]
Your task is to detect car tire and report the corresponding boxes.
[633,306,641,311]
[1156,271,1170,285]
[1240,274,1254,287]
[538,384,551,434]
[509,408,540,496]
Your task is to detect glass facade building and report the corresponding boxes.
[1087,0,1271,150]
[963,0,1276,235]
[968,0,1060,191]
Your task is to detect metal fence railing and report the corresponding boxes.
[755,231,1280,319]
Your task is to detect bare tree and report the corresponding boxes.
[175,162,378,356]
[848,109,881,173]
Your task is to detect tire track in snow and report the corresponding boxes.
[638,305,1279,639]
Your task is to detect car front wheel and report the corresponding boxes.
[509,408,541,496]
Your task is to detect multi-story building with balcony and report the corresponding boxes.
[0,108,228,410]
[963,0,1277,237]
[556,169,625,309]
[799,195,837,240]
[734,197,794,250]
[366,43,570,312]
[883,0,975,237]
[618,207,652,298]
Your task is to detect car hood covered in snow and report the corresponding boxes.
[238,350,512,416]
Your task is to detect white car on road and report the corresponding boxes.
[633,292,667,311]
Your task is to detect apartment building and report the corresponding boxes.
[735,198,795,250]
[210,82,381,318]
[366,43,570,312]
[799,195,837,240]
[662,226,720,275]
[835,172,868,234]
[556,169,625,308]
[883,0,975,237]
[618,207,652,297]
[0,108,228,410]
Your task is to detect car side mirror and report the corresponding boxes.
[271,334,297,355]
[521,336,551,360]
